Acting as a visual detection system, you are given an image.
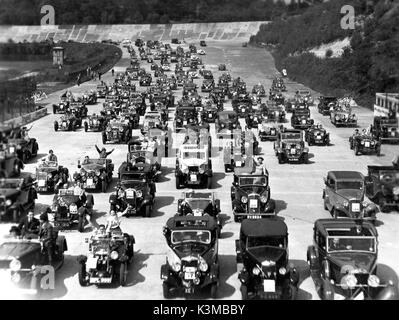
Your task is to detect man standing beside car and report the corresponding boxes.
[39,213,55,264]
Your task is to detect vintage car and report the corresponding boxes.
[50,188,94,232]
[291,108,314,130]
[252,84,266,97]
[175,144,213,189]
[174,106,198,132]
[365,165,399,213]
[295,90,314,105]
[232,96,253,118]
[330,109,357,127]
[6,137,39,164]
[69,102,88,119]
[318,96,338,116]
[80,91,98,105]
[177,191,222,235]
[305,124,330,146]
[201,102,219,123]
[112,163,156,217]
[84,114,107,132]
[201,79,214,93]
[349,132,381,156]
[215,111,241,139]
[35,160,68,193]
[259,103,286,123]
[0,178,37,222]
[141,111,167,135]
[0,234,67,295]
[307,219,398,300]
[96,85,108,99]
[139,74,152,86]
[258,123,280,142]
[54,113,82,132]
[202,70,213,80]
[218,64,226,71]
[322,171,378,222]
[52,100,70,115]
[74,158,114,193]
[77,230,135,286]
[0,144,24,178]
[125,138,162,176]
[245,111,264,129]
[236,219,299,300]
[231,168,276,222]
[161,215,220,298]
[372,116,399,143]
[102,119,132,144]
[274,129,309,164]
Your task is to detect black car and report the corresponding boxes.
[201,103,219,123]
[215,111,241,138]
[349,133,381,156]
[318,96,338,116]
[84,114,107,132]
[365,164,399,213]
[372,116,399,143]
[6,138,39,164]
[305,124,330,146]
[236,219,299,300]
[174,106,198,132]
[274,129,309,164]
[161,215,219,298]
[291,108,314,130]
[307,219,398,300]
[231,168,276,222]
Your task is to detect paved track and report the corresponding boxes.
[1,41,398,300]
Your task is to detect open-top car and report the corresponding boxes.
[215,111,241,139]
[174,105,198,132]
[259,103,286,123]
[349,132,381,156]
[96,85,108,99]
[258,123,281,142]
[252,84,266,97]
[78,230,135,287]
[305,124,330,146]
[0,177,37,222]
[365,165,399,213]
[141,111,167,135]
[330,108,357,127]
[201,79,214,93]
[274,129,309,164]
[322,171,378,222]
[231,168,276,222]
[200,101,219,123]
[7,137,39,164]
[291,107,314,130]
[35,160,68,193]
[54,112,82,132]
[295,90,314,105]
[50,187,94,231]
[112,163,156,217]
[52,100,70,114]
[0,144,24,178]
[74,158,114,193]
[84,114,107,132]
[175,144,213,189]
[236,219,299,300]
[0,233,67,295]
[318,96,338,116]
[69,102,88,119]
[372,116,399,143]
[245,111,265,129]
[102,119,132,144]
[161,215,220,298]
[307,219,398,300]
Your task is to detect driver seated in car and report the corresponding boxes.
[83,156,90,164]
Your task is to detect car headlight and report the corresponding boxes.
[279,267,287,275]
[95,169,101,176]
[341,274,357,290]
[110,251,119,260]
[107,127,111,132]
[367,274,380,287]
[9,259,21,271]
[199,257,208,272]
[167,248,181,272]
[5,199,12,206]
[260,195,268,203]
[11,272,21,283]
[343,201,349,208]
[136,190,143,198]
[361,141,365,145]
[252,266,261,276]
[241,196,248,204]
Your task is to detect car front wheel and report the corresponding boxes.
[240,284,248,300]
[78,263,89,286]
[163,282,172,299]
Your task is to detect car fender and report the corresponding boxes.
[303,147,309,153]
[77,255,87,264]
[265,199,276,213]
[375,283,399,300]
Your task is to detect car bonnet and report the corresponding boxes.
[246,245,286,267]
[0,241,41,261]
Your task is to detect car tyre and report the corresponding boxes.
[144,205,151,218]
[119,262,128,287]
[210,283,218,299]
[163,282,172,299]
[207,176,212,189]
[175,176,181,189]
[78,263,89,286]
[303,153,309,164]
[278,154,284,164]
[102,133,107,145]
[78,216,84,233]
[84,122,88,132]
[54,122,59,132]
[240,284,248,300]
[101,180,107,193]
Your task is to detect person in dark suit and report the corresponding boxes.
[18,211,40,237]
[39,213,55,264]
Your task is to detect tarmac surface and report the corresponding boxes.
[1,41,398,300]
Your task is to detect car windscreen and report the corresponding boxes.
[327,237,376,253]
[247,236,286,248]
[183,152,206,159]
[171,230,211,245]
[239,176,267,186]
[91,239,110,255]
[336,181,363,190]
[281,133,301,140]
[145,115,161,121]
[219,114,236,121]
[121,174,146,182]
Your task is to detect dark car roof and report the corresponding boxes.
[184,192,212,199]
[218,110,237,115]
[241,219,288,238]
[166,215,217,231]
[328,171,364,181]
[314,219,377,237]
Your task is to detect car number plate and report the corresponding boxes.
[248,215,261,219]
[249,199,258,208]
[9,147,15,154]
[241,108,245,113]
[190,175,197,182]
[208,114,213,118]
[351,203,360,212]
[86,257,98,270]
[290,148,296,154]
[38,180,46,187]
[126,190,135,199]
[235,161,242,167]
[183,121,188,126]
[87,178,93,186]
[365,142,370,147]
[184,267,196,280]
[316,135,321,140]
[302,120,306,124]
[263,280,276,292]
